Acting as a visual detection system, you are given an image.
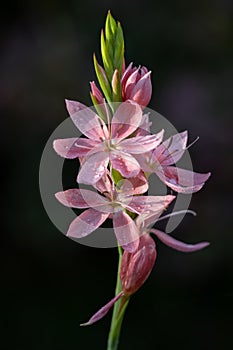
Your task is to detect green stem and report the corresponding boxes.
[107,245,130,350]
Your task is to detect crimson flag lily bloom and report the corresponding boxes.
[80,209,209,326]
[53,100,163,185]
[136,131,211,193]
[55,172,174,253]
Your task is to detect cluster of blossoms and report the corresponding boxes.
[53,12,210,331]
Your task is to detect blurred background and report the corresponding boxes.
[1,0,232,349]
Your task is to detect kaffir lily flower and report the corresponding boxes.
[81,234,156,326]
[53,100,163,185]
[81,210,210,326]
[55,172,175,252]
[136,131,211,193]
[121,63,152,107]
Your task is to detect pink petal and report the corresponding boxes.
[121,62,134,96]
[94,170,114,194]
[113,211,140,252]
[130,195,175,215]
[80,292,124,326]
[134,113,152,136]
[118,131,164,154]
[55,189,110,209]
[53,138,100,159]
[156,166,211,194]
[150,229,210,252]
[118,171,148,196]
[110,150,141,178]
[77,152,109,185]
[67,208,109,238]
[65,99,108,140]
[111,101,142,140]
[134,152,154,173]
[124,68,140,97]
[130,71,152,107]
[153,131,188,166]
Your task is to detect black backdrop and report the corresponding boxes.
[1,1,233,349]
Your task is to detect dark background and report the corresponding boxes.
[1,0,233,349]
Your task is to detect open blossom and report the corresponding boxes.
[121,62,152,107]
[53,100,163,184]
[136,131,211,193]
[80,209,210,326]
[55,172,174,252]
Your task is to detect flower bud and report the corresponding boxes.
[120,234,157,296]
[121,63,152,107]
[90,81,104,104]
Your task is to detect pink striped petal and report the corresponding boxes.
[124,69,140,97]
[110,150,140,178]
[130,195,175,214]
[80,292,123,326]
[134,113,152,136]
[156,166,211,194]
[150,229,210,252]
[67,208,109,238]
[111,101,142,140]
[113,211,140,252]
[134,153,154,173]
[65,99,108,140]
[153,131,188,165]
[118,131,164,154]
[119,171,148,196]
[94,170,114,194]
[130,71,152,107]
[77,152,109,185]
[55,189,110,209]
[53,138,100,159]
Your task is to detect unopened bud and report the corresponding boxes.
[121,63,152,107]
[90,81,104,104]
[120,234,156,296]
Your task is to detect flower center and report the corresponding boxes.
[104,139,117,151]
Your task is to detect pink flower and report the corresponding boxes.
[80,210,210,326]
[121,63,152,107]
[136,131,211,193]
[80,234,156,326]
[135,210,210,253]
[53,100,163,185]
[55,172,174,252]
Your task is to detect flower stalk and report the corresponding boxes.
[107,245,129,350]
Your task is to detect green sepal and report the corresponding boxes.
[102,11,125,81]
[111,168,123,187]
[112,69,122,103]
[105,11,117,45]
[114,23,124,76]
[93,53,112,103]
[101,29,114,82]
[90,92,107,123]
